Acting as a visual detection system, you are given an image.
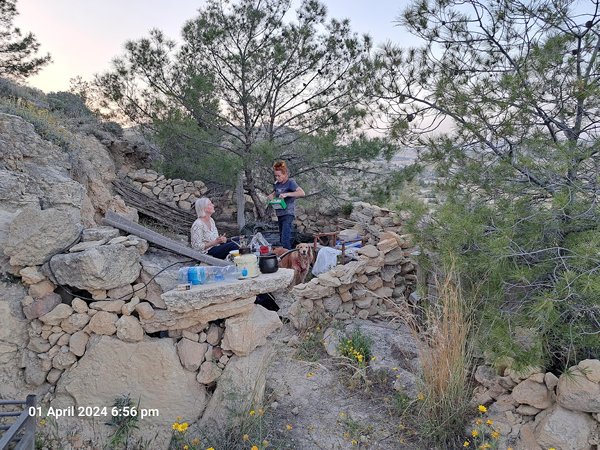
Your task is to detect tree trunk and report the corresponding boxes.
[235,171,246,232]
[245,168,266,220]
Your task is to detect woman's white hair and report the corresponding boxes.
[195,197,211,218]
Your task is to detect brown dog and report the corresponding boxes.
[273,243,315,286]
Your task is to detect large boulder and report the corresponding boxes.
[557,366,600,413]
[199,344,274,431]
[4,207,82,266]
[0,281,31,397]
[52,336,207,447]
[49,244,141,290]
[69,135,116,220]
[534,404,597,450]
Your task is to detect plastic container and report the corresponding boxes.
[178,266,207,285]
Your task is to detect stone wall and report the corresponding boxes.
[7,219,288,446]
[126,169,209,211]
[473,362,600,449]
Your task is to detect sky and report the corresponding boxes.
[16,0,416,93]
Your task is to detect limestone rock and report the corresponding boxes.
[545,372,559,391]
[71,298,89,314]
[511,379,554,410]
[68,240,105,253]
[177,339,208,371]
[4,207,82,266]
[135,302,155,320]
[85,311,118,335]
[22,292,61,319]
[28,279,56,298]
[557,367,600,413]
[52,351,77,370]
[357,245,379,258]
[27,337,51,353]
[200,344,273,430]
[53,336,206,445]
[49,244,141,291]
[316,272,342,287]
[206,324,223,346]
[69,331,89,357]
[19,266,46,285]
[0,282,39,390]
[322,327,343,357]
[60,313,90,334]
[90,300,125,313]
[534,404,596,450]
[161,269,294,313]
[81,226,120,242]
[140,298,254,333]
[197,361,222,384]
[578,360,600,384]
[221,305,282,357]
[115,315,144,342]
[39,304,73,326]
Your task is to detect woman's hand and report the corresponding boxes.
[217,234,227,244]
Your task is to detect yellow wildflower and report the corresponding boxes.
[179,422,189,432]
[286,424,293,430]
[471,430,479,438]
[478,405,487,413]
[172,422,179,431]
[417,392,425,401]
[307,372,315,378]
[242,434,249,441]
[39,419,46,426]
[463,441,470,447]
[206,448,215,450]
[486,419,493,425]
[177,416,182,421]
[392,367,398,371]
[339,411,346,418]
[475,418,483,425]
[262,440,269,447]
[480,444,491,449]
[351,439,358,445]
[371,355,376,360]
[251,446,259,450]
[249,410,256,416]
[183,446,189,450]
[491,431,500,439]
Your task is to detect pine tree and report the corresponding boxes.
[0,0,51,79]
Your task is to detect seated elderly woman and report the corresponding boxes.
[191,197,238,259]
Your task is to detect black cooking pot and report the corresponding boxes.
[258,253,279,273]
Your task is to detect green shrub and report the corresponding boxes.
[338,328,373,370]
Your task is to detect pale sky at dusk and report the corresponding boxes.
[15,0,415,93]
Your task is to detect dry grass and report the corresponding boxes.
[415,268,474,448]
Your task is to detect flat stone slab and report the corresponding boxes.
[162,269,295,313]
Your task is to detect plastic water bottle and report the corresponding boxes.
[178,267,191,284]
[223,265,239,280]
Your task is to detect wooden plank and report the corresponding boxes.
[102,211,231,267]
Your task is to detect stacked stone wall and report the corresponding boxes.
[472,362,600,449]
